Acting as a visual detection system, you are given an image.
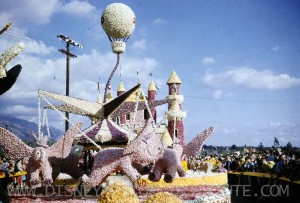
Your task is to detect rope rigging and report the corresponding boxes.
[38,94,102,150]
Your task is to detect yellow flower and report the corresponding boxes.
[181,161,188,171]
[144,192,183,203]
[98,182,139,203]
[136,173,227,188]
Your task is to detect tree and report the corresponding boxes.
[231,144,237,152]
[258,142,264,151]
[273,137,280,148]
[285,142,293,152]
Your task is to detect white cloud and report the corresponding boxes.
[258,122,300,146]
[59,0,98,20]
[131,39,147,52]
[0,0,98,25]
[0,0,60,25]
[0,40,160,129]
[212,90,223,99]
[24,40,56,55]
[203,66,300,90]
[0,35,55,57]
[268,122,296,128]
[269,122,281,127]
[152,18,167,25]
[222,127,237,134]
[201,57,216,66]
[212,90,233,99]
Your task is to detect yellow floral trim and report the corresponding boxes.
[144,192,183,203]
[136,173,227,188]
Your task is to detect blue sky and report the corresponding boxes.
[0,0,299,147]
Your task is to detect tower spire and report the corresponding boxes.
[166,71,186,145]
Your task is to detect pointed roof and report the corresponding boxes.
[148,80,156,91]
[167,71,181,84]
[162,128,173,147]
[117,81,126,92]
[80,119,136,143]
[105,91,114,103]
[97,94,102,104]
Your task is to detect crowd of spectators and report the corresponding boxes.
[200,146,300,181]
[0,156,27,189]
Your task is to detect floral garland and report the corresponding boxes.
[0,42,25,78]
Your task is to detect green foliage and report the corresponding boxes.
[258,142,264,151]
[231,144,237,151]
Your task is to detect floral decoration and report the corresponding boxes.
[0,42,25,78]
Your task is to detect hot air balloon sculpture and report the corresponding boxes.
[101,3,136,103]
[101,3,136,54]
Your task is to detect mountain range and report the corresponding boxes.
[0,115,64,143]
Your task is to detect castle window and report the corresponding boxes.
[126,114,130,120]
[175,129,178,138]
[144,109,150,120]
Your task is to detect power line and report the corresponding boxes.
[156,91,299,103]
[7,29,60,44]
[57,34,83,131]
[3,32,62,48]
[2,29,63,48]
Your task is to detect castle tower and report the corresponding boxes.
[166,71,186,145]
[117,81,126,124]
[148,80,157,123]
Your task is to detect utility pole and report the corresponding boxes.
[57,34,83,131]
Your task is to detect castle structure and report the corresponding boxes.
[165,71,186,145]
[73,71,186,150]
[110,71,186,145]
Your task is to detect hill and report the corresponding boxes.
[0,115,64,143]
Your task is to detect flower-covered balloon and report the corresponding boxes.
[101,3,136,53]
[101,3,136,39]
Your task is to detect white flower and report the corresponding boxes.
[0,42,25,78]
[101,3,136,39]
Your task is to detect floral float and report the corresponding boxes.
[80,120,164,187]
[149,140,186,183]
[0,122,82,187]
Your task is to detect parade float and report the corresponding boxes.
[0,3,230,203]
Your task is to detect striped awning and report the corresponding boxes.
[79,119,135,143]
